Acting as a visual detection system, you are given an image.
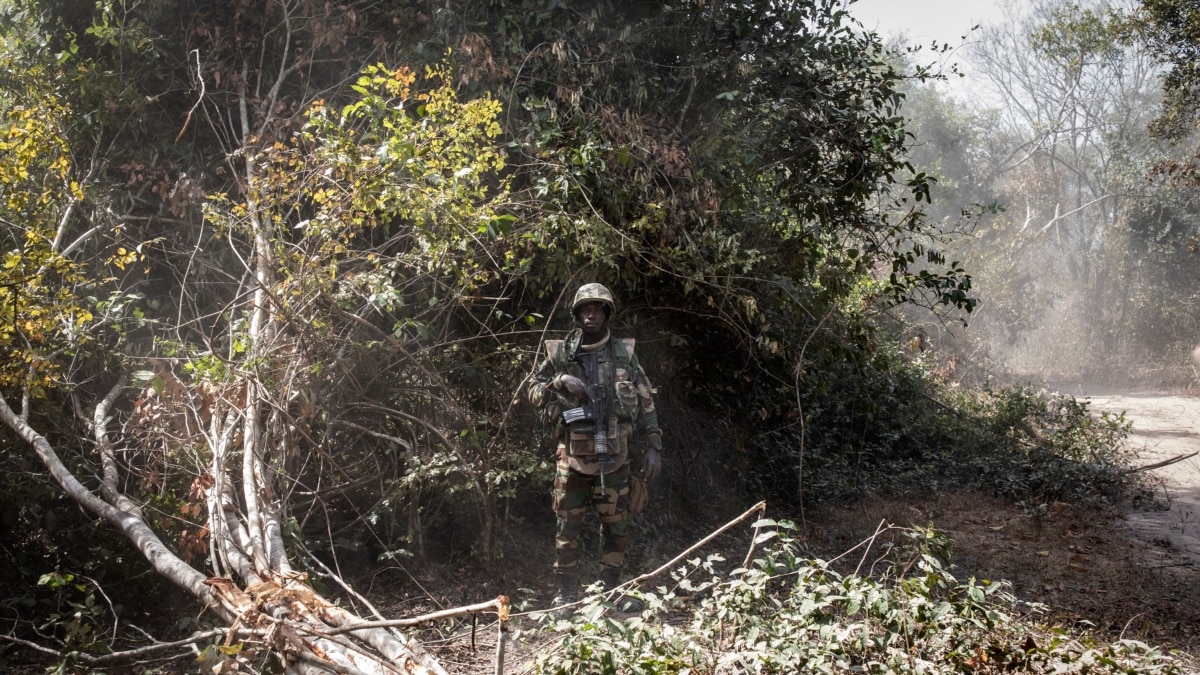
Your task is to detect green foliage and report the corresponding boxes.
[0,80,96,392]
[725,328,1136,510]
[1136,0,1200,139]
[443,0,977,324]
[35,571,108,653]
[296,62,509,282]
[0,431,178,665]
[954,385,1134,505]
[532,523,1185,674]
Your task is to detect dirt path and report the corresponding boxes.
[812,385,1200,655]
[1061,385,1200,565]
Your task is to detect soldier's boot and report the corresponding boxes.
[551,574,578,620]
[600,566,645,613]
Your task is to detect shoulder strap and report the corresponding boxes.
[612,337,635,365]
[545,339,565,369]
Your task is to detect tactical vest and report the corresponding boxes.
[542,335,642,477]
[544,335,640,424]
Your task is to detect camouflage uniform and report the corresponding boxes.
[527,291,662,579]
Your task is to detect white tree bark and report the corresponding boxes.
[0,390,222,610]
[0,371,455,673]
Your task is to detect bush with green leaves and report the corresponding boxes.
[530,523,1185,674]
[727,325,1137,511]
[958,385,1136,504]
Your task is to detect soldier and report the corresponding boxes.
[527,282,663,615]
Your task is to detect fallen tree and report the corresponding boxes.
[3,382,463,673]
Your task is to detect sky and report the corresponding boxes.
[844,0,1031,102]
[845,0,1015,48]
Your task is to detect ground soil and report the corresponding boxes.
[812,384,1200,660]
[1065,384,1200,567]
[400,386,1200,673]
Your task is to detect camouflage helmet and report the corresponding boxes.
[572,282,616,317]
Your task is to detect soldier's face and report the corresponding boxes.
[577,302,608,335]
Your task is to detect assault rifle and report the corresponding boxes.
[561,350,610,489]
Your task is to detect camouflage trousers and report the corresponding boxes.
[552,459,632,575]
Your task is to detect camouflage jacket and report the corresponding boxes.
[528,329,661,475]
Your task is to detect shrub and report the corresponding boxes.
[530,523,1185,674]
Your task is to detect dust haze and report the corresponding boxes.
[893,0,1200,393]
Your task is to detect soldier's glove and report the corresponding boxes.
[642,447,662,482]
[555,374,587,398]
[641,432,663,483]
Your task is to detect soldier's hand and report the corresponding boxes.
[641,447,662,482]
[556,374,586,398]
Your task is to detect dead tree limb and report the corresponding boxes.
[1124,451,1199,475]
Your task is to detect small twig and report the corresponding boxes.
[742,517,766,569]
[176,49,206,143]
[795,308,836,526]
[331,419,413,452]
[63,628,240,666]
[854,519,890,578]
[524,501,769,618]
[303,546,387,621]
[627,501,767,591]
[1124,451,1198,475]
[0,633,63,657]
[921,391,962,416]
[825,523,905,568]
[323,597,508,633]
[1119,612,1146,641]
[1034,194,1113,236]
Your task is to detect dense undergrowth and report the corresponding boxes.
[723,327,1138,513]
[529,523,1186,675]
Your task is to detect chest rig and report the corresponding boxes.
[544,335,640,479]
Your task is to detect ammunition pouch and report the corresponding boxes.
[628,474,648,514]
[613,371,640,419]
[565,414,622,458]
